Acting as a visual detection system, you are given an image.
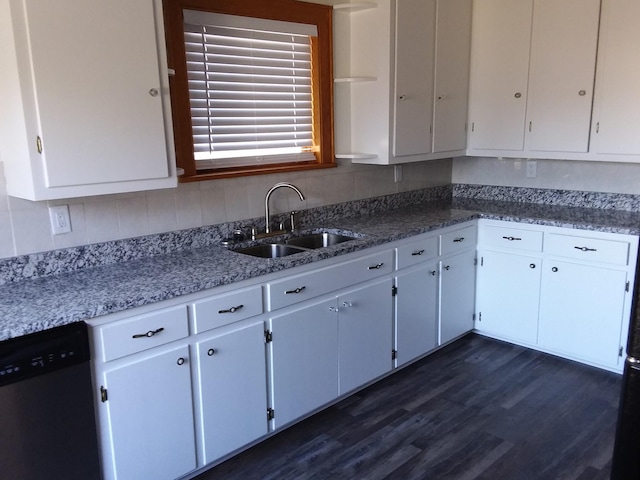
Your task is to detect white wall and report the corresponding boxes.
[453,156,640,195]
[0,158,451,259]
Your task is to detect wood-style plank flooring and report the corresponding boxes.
[193,334,621,480]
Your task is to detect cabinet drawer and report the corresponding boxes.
[479,225,543,252]
[192,286,263,334]
[267,250,394,311]
[396,235,438,269]
[545,233,630,265]
[440,225,477,256]
[98,305,189,362]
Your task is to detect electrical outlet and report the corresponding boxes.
[49,205,72,235]
[526,160,537,178]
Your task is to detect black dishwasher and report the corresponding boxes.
[0,322,101,480]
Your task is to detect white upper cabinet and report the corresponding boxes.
[467,0,533,151]
[0,0,177,200]
[526,0,600,153]
[393,0,436,157]
[467,0,601,158]
[590,0,640,158]
[339,0,472,165]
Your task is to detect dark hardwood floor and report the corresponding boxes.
[193,334,622,480]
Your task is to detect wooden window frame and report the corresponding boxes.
[163,0,336,182]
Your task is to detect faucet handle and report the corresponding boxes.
[289,211,298,231]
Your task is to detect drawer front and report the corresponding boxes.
[440,225,477,256]
[192,285,263,334]
[545,233,630,265]
[479,225,543,252]
[396,235,439,269]
[267,250,394,311]
[99,305,189,362]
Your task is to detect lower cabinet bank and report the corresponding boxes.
[86,219,636,480]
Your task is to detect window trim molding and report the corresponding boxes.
[163,0,336,181]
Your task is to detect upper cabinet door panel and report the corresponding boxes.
[432,0,472,153]
[22,0,169,188]
[526,0,601,153]
[467,0,533,151]
[592,0,640,156]
[393,0,436,157]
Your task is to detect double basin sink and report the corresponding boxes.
[232,232,357,258]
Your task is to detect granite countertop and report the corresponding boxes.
[2,198,640,341]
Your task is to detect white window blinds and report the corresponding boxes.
[183,11,318,169]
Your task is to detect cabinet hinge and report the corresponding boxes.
[267,408,275,420]
[626,281,630,292]
[619,346,624,357]
[476,312,482,322]
[392,286,398,296]
[474,257,478,266]
[471,122,475,133]
[100,386,108,403]
[392,349,397,360]
[264,330,273,343]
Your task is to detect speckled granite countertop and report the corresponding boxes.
[2,197,640,341]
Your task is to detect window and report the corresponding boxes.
[164,0,336,181]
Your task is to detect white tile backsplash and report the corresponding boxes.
[0,158,452,259]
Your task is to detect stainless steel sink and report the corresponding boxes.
[285,232,356,249]
[234,243,309,258]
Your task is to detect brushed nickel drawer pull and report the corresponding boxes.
[218,305,244,314]
[368,263,384,270]
[574,246,597,252]
[285,286,306,294]
[502,236,522,241]
[132,327,164,339]
[411,250,425,256]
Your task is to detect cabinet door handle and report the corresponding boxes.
[444,265,450,271]
[552,267,559,272]
[329,306,339,313]
[530,263,536,269]
[574,246,597,252]
[368,263,384,270]
[285,286,306,294]
[218,305,243,314]
[132,327,164,339]
[514,92,522,98]
[502,236,522,241]
[430,270,437,276]
[453,237,465,243]
[342,301,353,308]
[177,357,186,366]
[578,89,586,96]
[207,349,216,356]
[411,250,425,256]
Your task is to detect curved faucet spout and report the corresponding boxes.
[264,182,305,234]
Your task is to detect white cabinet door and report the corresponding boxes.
[440,250,476,345]
[268,298,339,428]
[538,261,628,369]
[591,0,640,156]
[467,0,533,151]
[395,262,438,366]
[195,321,268,465]
[338,278,394,394]
[1,0,175,200]
[476,250,541,345]
[393,0,436,157]
[100,345,196,480]
[526,0,600,153]
[432,0,472,153]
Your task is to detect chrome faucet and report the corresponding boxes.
[264,182,305,234]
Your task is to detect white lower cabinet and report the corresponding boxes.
[338,278,393,394]
[440,249,477,344]
[476,250,542,345]
[394,261,439,366]
[476,220,638,372]
[98,345,197,480]
[538,260,628,368]
[268,298,339,428]
[194,320,268,465]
